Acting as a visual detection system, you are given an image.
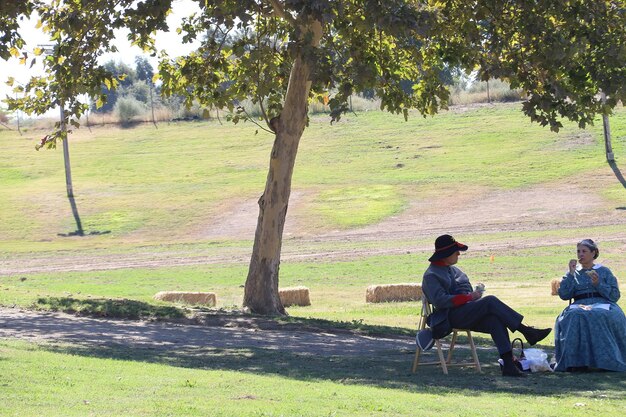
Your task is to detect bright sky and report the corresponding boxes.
[0,0,201,110]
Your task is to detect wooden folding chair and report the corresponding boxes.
[411,294,481,374]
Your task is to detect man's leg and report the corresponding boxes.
[449,295,551,346]
[448,308,523,376]
[448,295,523,332]
[464,313,512,354]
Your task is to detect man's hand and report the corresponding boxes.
[470,290,482,301]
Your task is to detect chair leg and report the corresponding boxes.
[446,330,458,364]
[435,339,448,375]
[411,348,422,373]
[466,330,482,372]
[412,308,428,373]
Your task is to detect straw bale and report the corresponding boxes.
[279,286,311,307]
[550,279,561,296]
[366,283,422,303]
[154,291,216,306]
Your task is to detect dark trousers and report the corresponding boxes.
[447,295,524,355]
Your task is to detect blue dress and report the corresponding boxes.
[554,265,626,371]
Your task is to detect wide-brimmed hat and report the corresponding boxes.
[428,234,468,262]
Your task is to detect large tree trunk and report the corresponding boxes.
[243,20,322,315]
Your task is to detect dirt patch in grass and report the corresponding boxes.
[0,306,418,358]
[199,190,312,240]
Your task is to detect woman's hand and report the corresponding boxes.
[586,270,599,286]
[568,259,577,274]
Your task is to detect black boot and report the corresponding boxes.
[518,324,552,346]
[500,351,524,377]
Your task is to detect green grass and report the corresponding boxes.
[314,184,406,228]
[2,338,626,417]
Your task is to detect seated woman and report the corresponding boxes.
[554,239,626,372]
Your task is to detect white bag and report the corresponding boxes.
[524,348,553,372]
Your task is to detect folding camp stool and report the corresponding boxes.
[411,294,482,374]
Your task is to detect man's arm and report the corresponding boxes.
[423,271,473,310]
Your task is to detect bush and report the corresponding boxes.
[114,96,146,123]
[0,109,8,125]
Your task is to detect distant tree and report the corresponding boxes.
[134,56,158,126]
[126,80,151,104]
[94,60,137,113]
[134,56,154,83]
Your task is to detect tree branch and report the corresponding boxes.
[254,14,271,128]
[267,0,295,26]
[239,106,274,134]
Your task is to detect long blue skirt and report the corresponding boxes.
[554,298,626,372]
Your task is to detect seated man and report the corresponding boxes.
[420,234,551,377]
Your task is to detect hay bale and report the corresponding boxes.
[551,279,561,296]
[366,283,422,303]
[279,286,311,307]
[154,291,216,306]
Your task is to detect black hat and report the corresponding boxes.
[428,234,468,262]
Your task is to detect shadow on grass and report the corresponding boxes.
[21,298,625,396]
[35,297,415,337]
[42,339,625,398]
[55,196,111,237]
[609,160,626,189]
[36,297,185,320]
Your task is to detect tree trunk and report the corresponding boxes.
[243,20,322,315]
[60,104,84,236]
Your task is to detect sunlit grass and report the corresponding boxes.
[1,104,624,249]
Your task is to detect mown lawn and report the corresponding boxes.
[1,337,625,417]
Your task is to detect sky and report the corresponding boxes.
[0,0,201,112]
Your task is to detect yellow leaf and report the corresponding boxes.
[35,20,42,29]
[19,56,26,65]
[9,47,19,58]
[34,47,43,56]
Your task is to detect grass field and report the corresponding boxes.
[1,103,626,416]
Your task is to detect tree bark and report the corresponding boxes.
[243,19,322,315]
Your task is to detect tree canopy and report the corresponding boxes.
[2,0,625,314]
